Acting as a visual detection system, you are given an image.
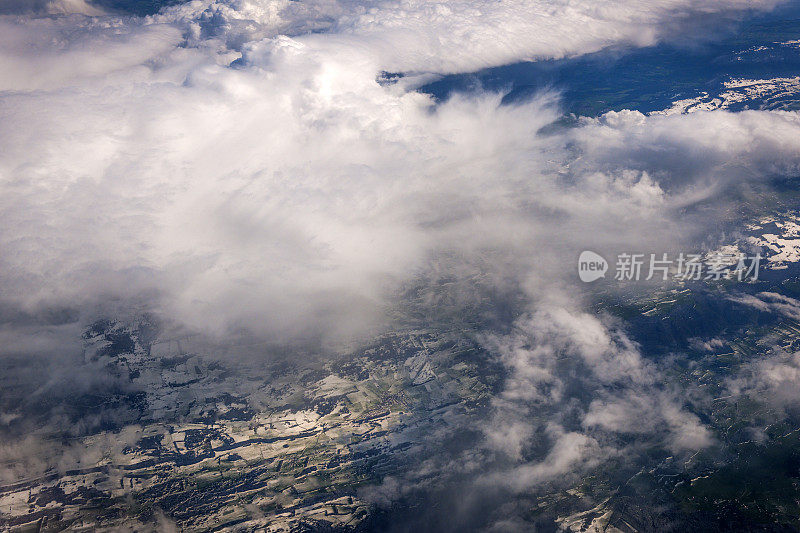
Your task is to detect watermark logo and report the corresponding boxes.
[578,250,609,282]
[578,251,762,283]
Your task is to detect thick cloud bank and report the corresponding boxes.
[0,0,797,344]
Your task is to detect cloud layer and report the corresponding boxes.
[1,0,800,522]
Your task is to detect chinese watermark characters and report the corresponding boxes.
[578,251,761,283]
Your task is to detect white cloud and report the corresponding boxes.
[482,304,714,490]
[3,10,800,343]
[0,0,797,505]
[160,0,786,73]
